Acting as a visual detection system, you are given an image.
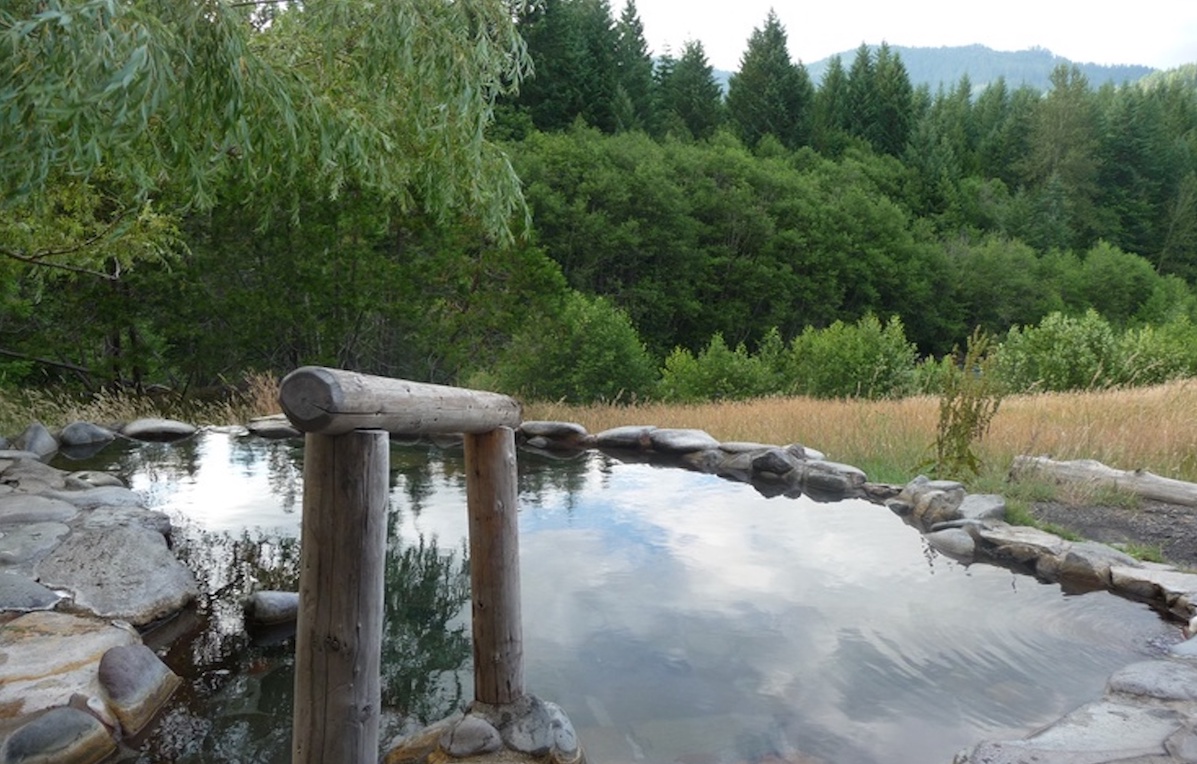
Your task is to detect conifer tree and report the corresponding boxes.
[613,0,656,131]
[725,9,814,149]
[658,40,725,140]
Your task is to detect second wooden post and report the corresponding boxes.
[464,426,525,705]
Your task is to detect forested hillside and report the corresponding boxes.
[2,0,1196,403]
[805,45,1155,93]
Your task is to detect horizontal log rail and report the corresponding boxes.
[279,365,522,436]
[280,367,526,764]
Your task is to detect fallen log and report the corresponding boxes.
[1011,455,1197,507]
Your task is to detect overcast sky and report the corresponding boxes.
[630,0,1197,73]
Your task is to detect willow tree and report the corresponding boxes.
[0,0,532,278]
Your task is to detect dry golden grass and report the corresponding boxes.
[526,379,1197,485]
[0,372,282,435]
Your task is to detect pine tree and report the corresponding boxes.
[871,43,914,156]
[813,55,851,154]
[725,10,814,149]
[660,40,725,140]
[613,0,656,131]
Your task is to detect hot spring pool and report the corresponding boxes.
[61,429,1179,764]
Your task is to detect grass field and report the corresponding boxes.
[526,380,1197,487]
[5,376,1195,491]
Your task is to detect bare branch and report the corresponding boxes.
[0,247,120,280]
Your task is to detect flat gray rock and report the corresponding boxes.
[975,523,1071,564]
[594,425,656,450]
[0,611,139,718]
[958,493,1007,522]
[58,421,116,448]
[1110,564,1197,605]
[1039,541,1138,588]
[0,495,79,525]
[648,428,720,454]
[35,526,198,625]
[958,700,1183,762]
[65,471,126,489]
[0,459,68,492]
[121,417,197,442]
[0,571,64,612]
[45,485,144,509]
[719,441,778,454]
[0,521,70,566]
[1107,659,1197,701]
[519,421,589,439]
[76,506,172,536]
[245,415,300,439]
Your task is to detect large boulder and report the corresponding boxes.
[0,705,117,764]
[12,423,57,460]
[0,612,139,719]
[98,644,181,736]
[57,422,116,449]
[35,526,198,625]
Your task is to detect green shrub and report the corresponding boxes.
[492,292,658,403]
[993,310,1120,392]
[785,314,917,399]
[1117,317,1197,386]
[658,333,778,402]
[922,329,1004,480]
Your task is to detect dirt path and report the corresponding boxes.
[1030,498,1197,570]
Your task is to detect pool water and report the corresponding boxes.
[60,429,1179,764]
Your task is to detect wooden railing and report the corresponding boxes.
[278,366,525,764]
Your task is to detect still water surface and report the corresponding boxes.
[61,429,1178,764]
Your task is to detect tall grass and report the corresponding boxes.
[526,379,1197,486]
[0,372,281,436]
[6,373,1194,490]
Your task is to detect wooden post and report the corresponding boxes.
[292,430,389,764]
[464,426,525,704]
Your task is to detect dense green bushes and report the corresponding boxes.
[492,306,1197,404]
[993,311,1197,392]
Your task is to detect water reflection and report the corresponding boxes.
[83,430,1178,764]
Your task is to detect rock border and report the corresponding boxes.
[7,413,1197,763]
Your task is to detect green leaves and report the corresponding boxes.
[2,0,531,239]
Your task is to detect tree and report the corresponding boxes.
[657,40,725,140]
[871,43,914,156]
[1,0,533,385]
[1019,65,1102,249]
[612,0,655,131]
[516,0,621,132]
[2,0,530,234]
[725,10,814,150]
[813,55,851,154]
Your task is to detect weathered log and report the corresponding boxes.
[292,430,388,764]
[464,427,525,705]
[1011,455,1197,507]
[279,366,522,436]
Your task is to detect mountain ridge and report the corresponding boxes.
[711,44,1160,93]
